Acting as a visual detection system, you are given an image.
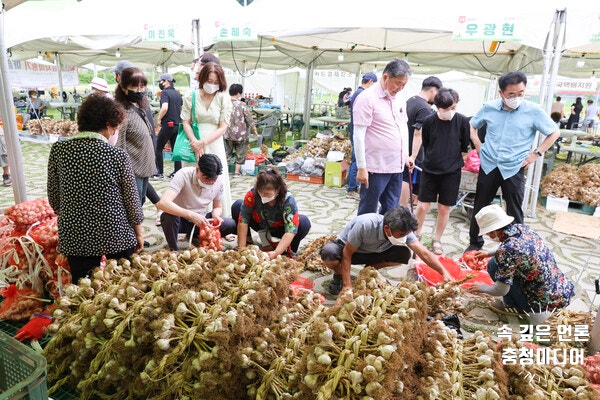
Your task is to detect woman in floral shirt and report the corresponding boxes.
[232,168,311,259]
[468,204,575,318]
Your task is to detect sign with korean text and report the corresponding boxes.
[453,15,523,41]
[143,23,184,42]
[213,21,256,42]
[7,61,79,88]
[528,77,599,94]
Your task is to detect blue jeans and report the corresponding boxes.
[135,177,149,206]
[487,257,534,313]
[346,148,358,192]
[357,172,403,216]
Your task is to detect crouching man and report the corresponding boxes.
[320,206,453,295]
[157,154,236,250]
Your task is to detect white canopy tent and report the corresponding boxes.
[1,0,600,208]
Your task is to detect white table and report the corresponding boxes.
[47,102,80,120]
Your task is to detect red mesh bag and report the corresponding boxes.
[4,198,56,227]
[415,255,494,288]
[197,219,222,251]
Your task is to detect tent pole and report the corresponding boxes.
[524,8,565,218]
[0,9,27,204]
[192,19,201,59]
[56,53,64,98]
[301,63,315,140]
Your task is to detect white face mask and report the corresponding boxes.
[203,83,219,94]
[387,233,407,246]
[383,89,395,99]
[438,110,456,121]
[197,179,214,189]
[261,195,277,204]
[504,96,524,110]
[107,129,119,146]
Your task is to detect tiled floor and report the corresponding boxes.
[2,138,599,332]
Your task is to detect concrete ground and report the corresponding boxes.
[2,138,599,335]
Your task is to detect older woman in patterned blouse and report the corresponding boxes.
[467,204,575,323]
[47,94,144,283]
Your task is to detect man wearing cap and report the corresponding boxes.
[467,204,575,320]
[153,73,183,179]
[110,60,135,84]
[90,77,112,98]
[352,58,412,216]
[346,72,377,201]
[320,206,452,295]
[400,76,443,207]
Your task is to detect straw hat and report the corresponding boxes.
[475,204,514,235]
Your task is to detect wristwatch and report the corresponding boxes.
[533,148,543,156]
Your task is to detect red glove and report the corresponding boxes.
[14,307,54,341]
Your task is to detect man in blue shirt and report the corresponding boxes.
[465,71,559,253]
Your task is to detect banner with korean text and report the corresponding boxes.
[7,60,79,88]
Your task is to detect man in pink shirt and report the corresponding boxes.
[352,58,412,215]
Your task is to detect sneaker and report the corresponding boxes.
[488,301,527,317]
[346,190,360,200]
[328,274,343,295]
[232,173,242,178]
[150,174,164,180]
[2,174,11,186]
[167,172,176,179]
[143,241,150,248]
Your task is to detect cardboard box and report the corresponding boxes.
[286,173,324,184]
[324,160,349,187]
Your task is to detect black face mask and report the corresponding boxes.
[158,82,165,90]
[126,90,145,103]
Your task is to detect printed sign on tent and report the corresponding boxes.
[453,15,523,42]
[7,61,79,88]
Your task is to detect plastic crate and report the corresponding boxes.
[0,331,48,400]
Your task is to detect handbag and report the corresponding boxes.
[172,90,200,163]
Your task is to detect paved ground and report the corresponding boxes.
[2,137,599,335]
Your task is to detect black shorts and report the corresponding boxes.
[418,169,461,206]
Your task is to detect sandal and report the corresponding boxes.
[431,240,444,255]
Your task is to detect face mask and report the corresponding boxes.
[261,195,277,204]
[158,82,165,91]
[107,129,119,146]
[203,83,219,94]
[126,90,145,103]
[387,233,407,246]
[31,95,37,99]
[438,110,456,121]
[504,96,524,109]
[197,179,214,189]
